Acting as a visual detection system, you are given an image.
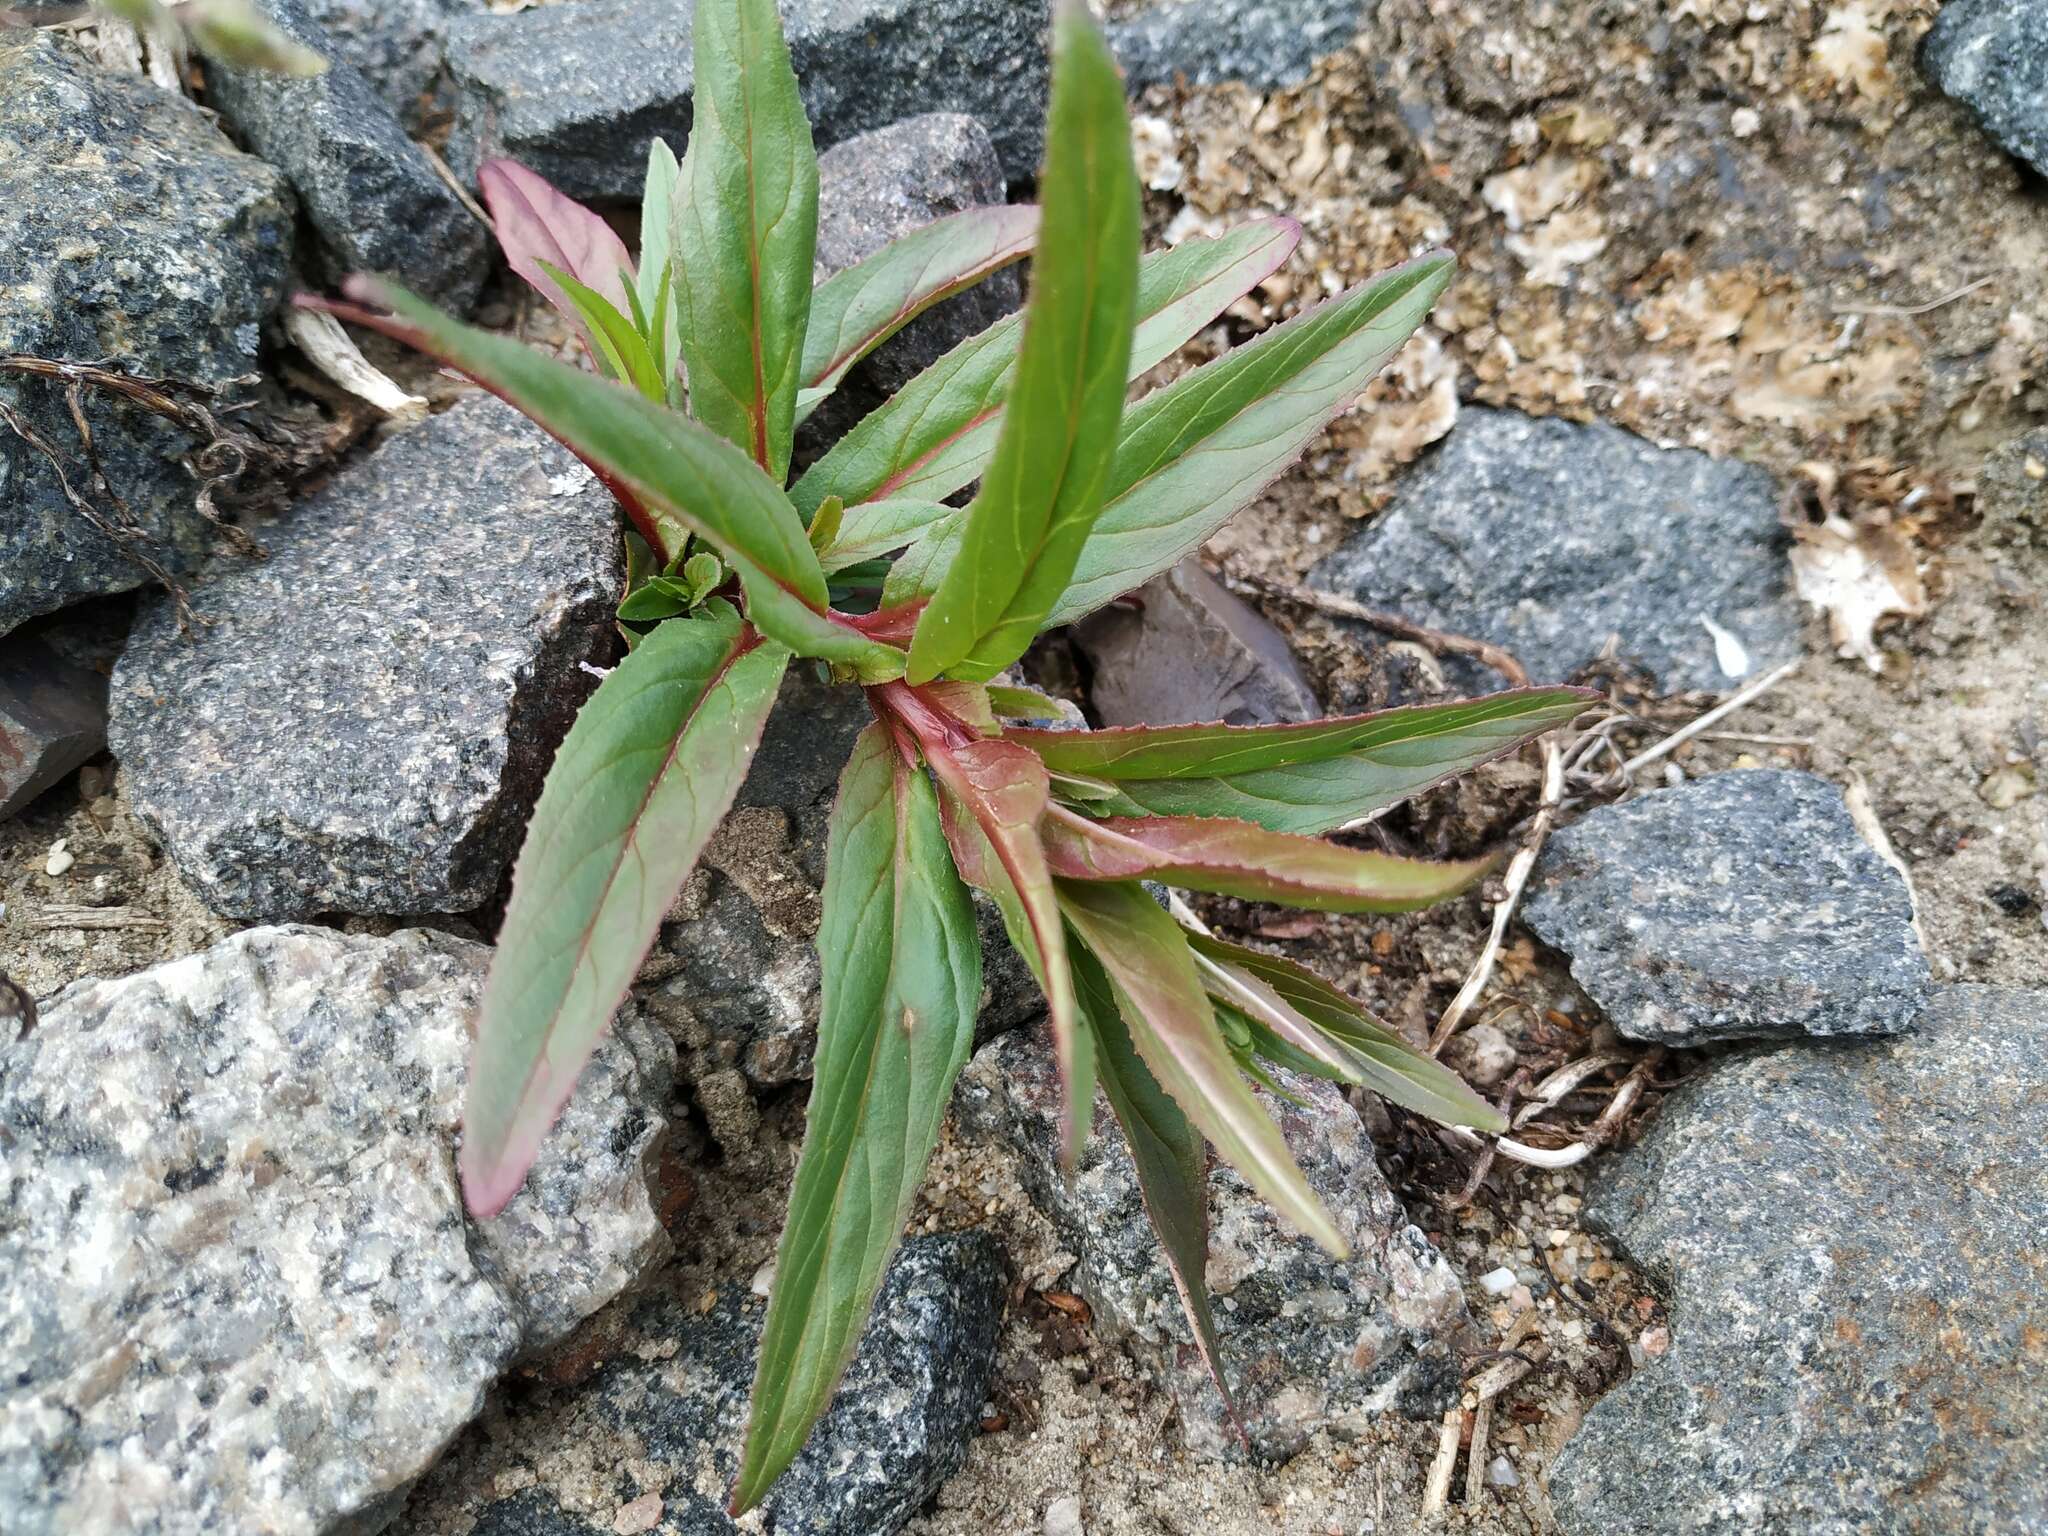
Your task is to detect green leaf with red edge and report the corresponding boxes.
[924,731,1094,1164]
[1041,806,1499,913]
[479,158,637,355]
[906,0,1139,685]
[887,254,1459,618]
[1013,688,1593,835]
[461,601,787,1217]
[1184,931,1505,1132]
[801,203,1041,410]
[1055,878,1342,1255]
[1045,253,1455,625]
[301,281,903,679]
[790,217,1303,524]
[733,724,983,1513]
[1071,942,1240,1429]
[671,0,818,478]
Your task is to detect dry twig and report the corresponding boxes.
[31,904,168,933]
[0,354,287,628]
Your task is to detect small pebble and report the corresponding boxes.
[1479,1266,1518,1296]
[749,1259,776,1298]
[612,1493,662,1535]
[1487,1454,1520,1488]
[44,839,73,878]
[1044,1495,1084,1536]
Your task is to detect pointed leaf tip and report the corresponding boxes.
[905,0,1140,683]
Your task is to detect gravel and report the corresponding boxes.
[0,630,110,821]
[1075,558,1318,727]
[1922,0,2048,179]
[813,113,1022,401]
[1523,769,1930,1046]
[409,1234,1006,1535]
[957,1027,1467,1460]
[203,0,489,309]
[1108,0,1370,91]
[443,0,1053,203]
[0,925,677,1536]
[110,394,623,919]
[0,31,295,637]
[1308,407,1804,695]
[1550,985,2048,1535]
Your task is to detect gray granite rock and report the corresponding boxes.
[814,113,1022,400]
[0,632,109,820]
[1308,408,1803,695]
[1922,0,2048,179]
[1075,558,1318,727]
[0,924,677,1536]
[204,0,489,309]
[0,32,296,638]
[303,0,474,131]
[1550,985,2048,1536]
[1976,427,2048,551]
[1108,0,1369,91]
[1523,770,1929,1047]
[109,394,624,919]
[647,665,1042,1086]
[405,1234,1005,1536]
[443,0,1052,202]
[957,1028,1467,1459]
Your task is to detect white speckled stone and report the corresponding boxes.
[0,925,676,1536]
[109,394,624,920]
[1310,408,1802,695]
[1552,986,2048,1534]
[1524,770,1929,1046]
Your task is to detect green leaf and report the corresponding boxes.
[1184,931,1506,1132]
[538,260,665,399]
[617,576,694,621]
[182,0,329,74]
[905,1,1139,685]
[988,684,1068,720]
[305,281,903,679]
[1042,807,1498,913]
[637,138,684,395]
[891,253,1457,620]
[802,204,1041,404]
[791,218,1302,522]
[817,497,956,573]
[1045,254,1455,625]
[734,725,983,1512]
[925,735,1092,1164]
[682,551,725,604]
[1072,944,1239,1423]
[672,0,819,478]
[461,602,787,1216]
[1056,878,1342,1255]
[806,494,845,555]
[1016,688,1592,835]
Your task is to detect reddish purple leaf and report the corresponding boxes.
[479,158,638,349]
[923,731,1093,1163]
